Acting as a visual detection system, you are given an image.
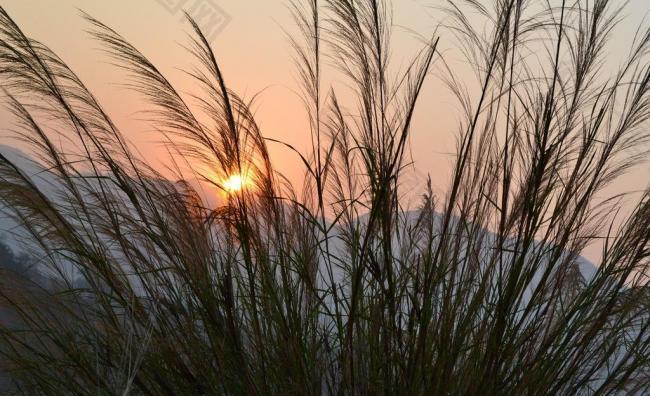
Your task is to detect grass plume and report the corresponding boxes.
[0,0,648,394]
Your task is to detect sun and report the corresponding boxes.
[222,173,248,194]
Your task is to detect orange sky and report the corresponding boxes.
[1,0,649,262]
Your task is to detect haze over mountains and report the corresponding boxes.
[0,143,599,288]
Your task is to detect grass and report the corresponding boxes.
[0,0,648,394]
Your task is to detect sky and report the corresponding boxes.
[0,0,451,193]
[0,0,649,262]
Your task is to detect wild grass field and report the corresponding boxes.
[0,0,649,394]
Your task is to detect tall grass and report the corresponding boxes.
[0,0,648,394]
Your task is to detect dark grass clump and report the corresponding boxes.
[0,0,649,394]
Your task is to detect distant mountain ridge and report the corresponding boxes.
[0,144,599,283]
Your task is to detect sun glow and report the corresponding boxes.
[222,173,248,194]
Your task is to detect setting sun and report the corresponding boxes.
[223,174,247,193]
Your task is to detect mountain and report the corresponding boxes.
[0,144,600,286]
[0,144,48,251]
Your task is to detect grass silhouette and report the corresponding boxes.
[0,0,649,394]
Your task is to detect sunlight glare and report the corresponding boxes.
[223,174,247,194]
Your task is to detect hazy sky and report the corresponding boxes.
[0,1,452,191]
[1,0,649,262]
